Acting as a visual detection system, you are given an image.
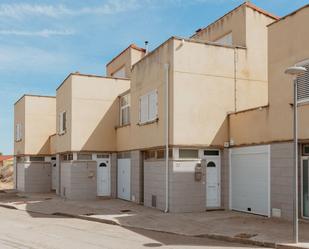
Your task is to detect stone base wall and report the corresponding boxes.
[60,161,97,200]
[17,162,52,193]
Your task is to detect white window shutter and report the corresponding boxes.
[19,124,22,140]
[297,64,309,103]
[16,124,19,141]
[140,95,148,123]
[148,91,158,121]
[59,113,63,134]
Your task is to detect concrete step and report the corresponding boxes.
[277,243,309,249]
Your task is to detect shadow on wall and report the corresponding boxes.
[210,116,229,147]
[37,137,51,155]
[81,99,119,152]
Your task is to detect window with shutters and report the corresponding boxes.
[59,111,66,135]
[297,63,309,104]
[120,94,130,126]
[139,90,158,124]
[15,123,22,142]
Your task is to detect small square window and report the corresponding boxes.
[303,145,309,156]
[179,149,199,159]
[77,154,92,160]
[204,150,219,156]
[145,150,156,160]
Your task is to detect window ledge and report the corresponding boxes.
[138,118,159,126]
[115,124,131,129]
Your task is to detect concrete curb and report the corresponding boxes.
[0,204,18,210]
[52,212,119,226]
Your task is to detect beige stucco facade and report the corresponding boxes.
[116,2,276,151]
[106,44,146,78]
[56,73,130,153]
[14,95,56,156]
[229,5,309,146]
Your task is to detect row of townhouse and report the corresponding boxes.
[13,2,309,221]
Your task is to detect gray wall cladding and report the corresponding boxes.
[17,162,52,193]
[270,142,294,220]
[60,161,97,200]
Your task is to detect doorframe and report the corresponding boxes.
[203,150,221,208]
[95,154,111,197]
[301,156,309,219]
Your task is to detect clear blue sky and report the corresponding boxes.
[0,0,307,155]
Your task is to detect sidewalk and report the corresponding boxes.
[0,191,309,248]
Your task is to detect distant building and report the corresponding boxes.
[0,156,13,167]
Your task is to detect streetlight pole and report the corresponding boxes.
[285,66,307,244]
[293,78,298,244]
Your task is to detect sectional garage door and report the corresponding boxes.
[230,145,270,216]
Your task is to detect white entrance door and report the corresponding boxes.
[51,157,57,190]
[230,145,270,216]
[117,158,131,201]
[97,158,111,196]
[206,157,220,208]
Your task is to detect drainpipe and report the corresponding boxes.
[233,48,238,112]
[164,63,169,213]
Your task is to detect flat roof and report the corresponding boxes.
[56,72,130,91]
[268,4,309,27]
[14,94,55,106]
[106,44,146,67]
[131,36,246,70]
[192,2,279,38]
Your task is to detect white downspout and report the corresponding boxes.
[164,63,169,213]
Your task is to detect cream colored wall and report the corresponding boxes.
[56,77,72,153]
[131,48,145,67]
[69,75,130,152]
[268,7,309,142]
[50,134,57,155]
[25,96,56,155]
[172,38,269,147]
[14,97,25,155]
[229,7,309,146]
[116,39,174,151]
[106,47,145,78]
[229,107,270,146]
[191,5,246,46]
[14,96,56,155]
[106,48,131,78]
[192,5,274,110]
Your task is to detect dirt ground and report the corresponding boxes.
[0,163,13,190]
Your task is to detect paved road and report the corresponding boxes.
[0,207,273,249]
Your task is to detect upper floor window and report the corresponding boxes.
[297,63,309,104]
[15,123,22,142]
[112,66,126,78]
[214,32,232,46]
[59,111,66,135]
[120,94,130,126]
[139,90,158,124]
